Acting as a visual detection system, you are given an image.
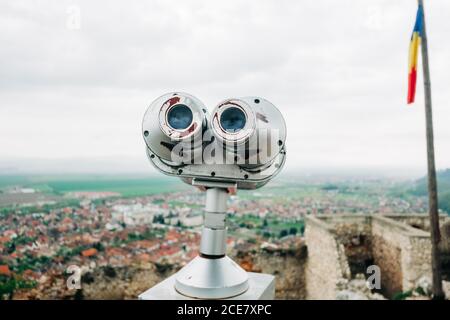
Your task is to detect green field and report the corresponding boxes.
[229,213,305,239]
[0,174,189,198]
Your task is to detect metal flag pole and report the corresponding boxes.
[417,0,444,299]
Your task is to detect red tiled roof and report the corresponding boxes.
[81,248,98,257]
[0,265,11,276]
[135,253,151,262]
[0,236,9,244]
[166,230,180,241]
[62,207,72,214]
[62,217,73,224]
[130,240,159,249]
[106,247,127,257]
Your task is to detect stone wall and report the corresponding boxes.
[372,215,440,296]
[371,234,402,296]
[383,214,448,233]
[233,243,307,299]
[304,216,348,300]
[303,214,449,299]
[371,217,408,296]
[324,216,373,277]
[441,220,450,280]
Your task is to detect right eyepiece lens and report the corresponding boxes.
[220,107,246,133]
[167,104,193,130]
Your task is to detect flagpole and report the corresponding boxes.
[417,0,444,299]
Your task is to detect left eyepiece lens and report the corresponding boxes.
[167,104,193,130]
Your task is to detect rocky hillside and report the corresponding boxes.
[13,241,307,300]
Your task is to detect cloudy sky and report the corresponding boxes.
[0,0,449,177]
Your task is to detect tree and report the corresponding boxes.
[263,231,271,238]
[0,278,16,300]
[279,229,288,238]
[300,224,305,235]
[153,215,164,224]
[93,242,104,252]
[440,191,450,214]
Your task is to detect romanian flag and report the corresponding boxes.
[407,4,424,104]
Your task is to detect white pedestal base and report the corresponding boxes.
[139,272,275,300]
[175,255,249,299]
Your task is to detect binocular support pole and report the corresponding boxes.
[200,188,228,257]
[174,187,249,299]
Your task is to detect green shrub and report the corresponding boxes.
[392,290,413,300]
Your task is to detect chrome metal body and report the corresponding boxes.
[142,94,287,189]
[142,92,208,165]
[141,93,287,299]
[146,147,286,190]
[199,188,228,256]
[210,97,287,169]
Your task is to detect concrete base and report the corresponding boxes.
[139,272,275,300]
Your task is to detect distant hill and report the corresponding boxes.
[410,169,450,214]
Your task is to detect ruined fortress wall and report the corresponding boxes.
[326,216,372,277]
[383,214,448,233]
[440,220,450,279]
[371,216,431,296]
[303,214,441,299]
[371,217,406,296]
[304,216,346,299]
[404,236,433,289]
[232,241,307,299]
[253,250,307,299]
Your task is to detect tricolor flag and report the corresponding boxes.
[407,4,424,104]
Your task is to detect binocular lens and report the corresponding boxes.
[167,104,193,130]
[220,107,246,133]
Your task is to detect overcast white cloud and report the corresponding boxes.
[0,0,449,176]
